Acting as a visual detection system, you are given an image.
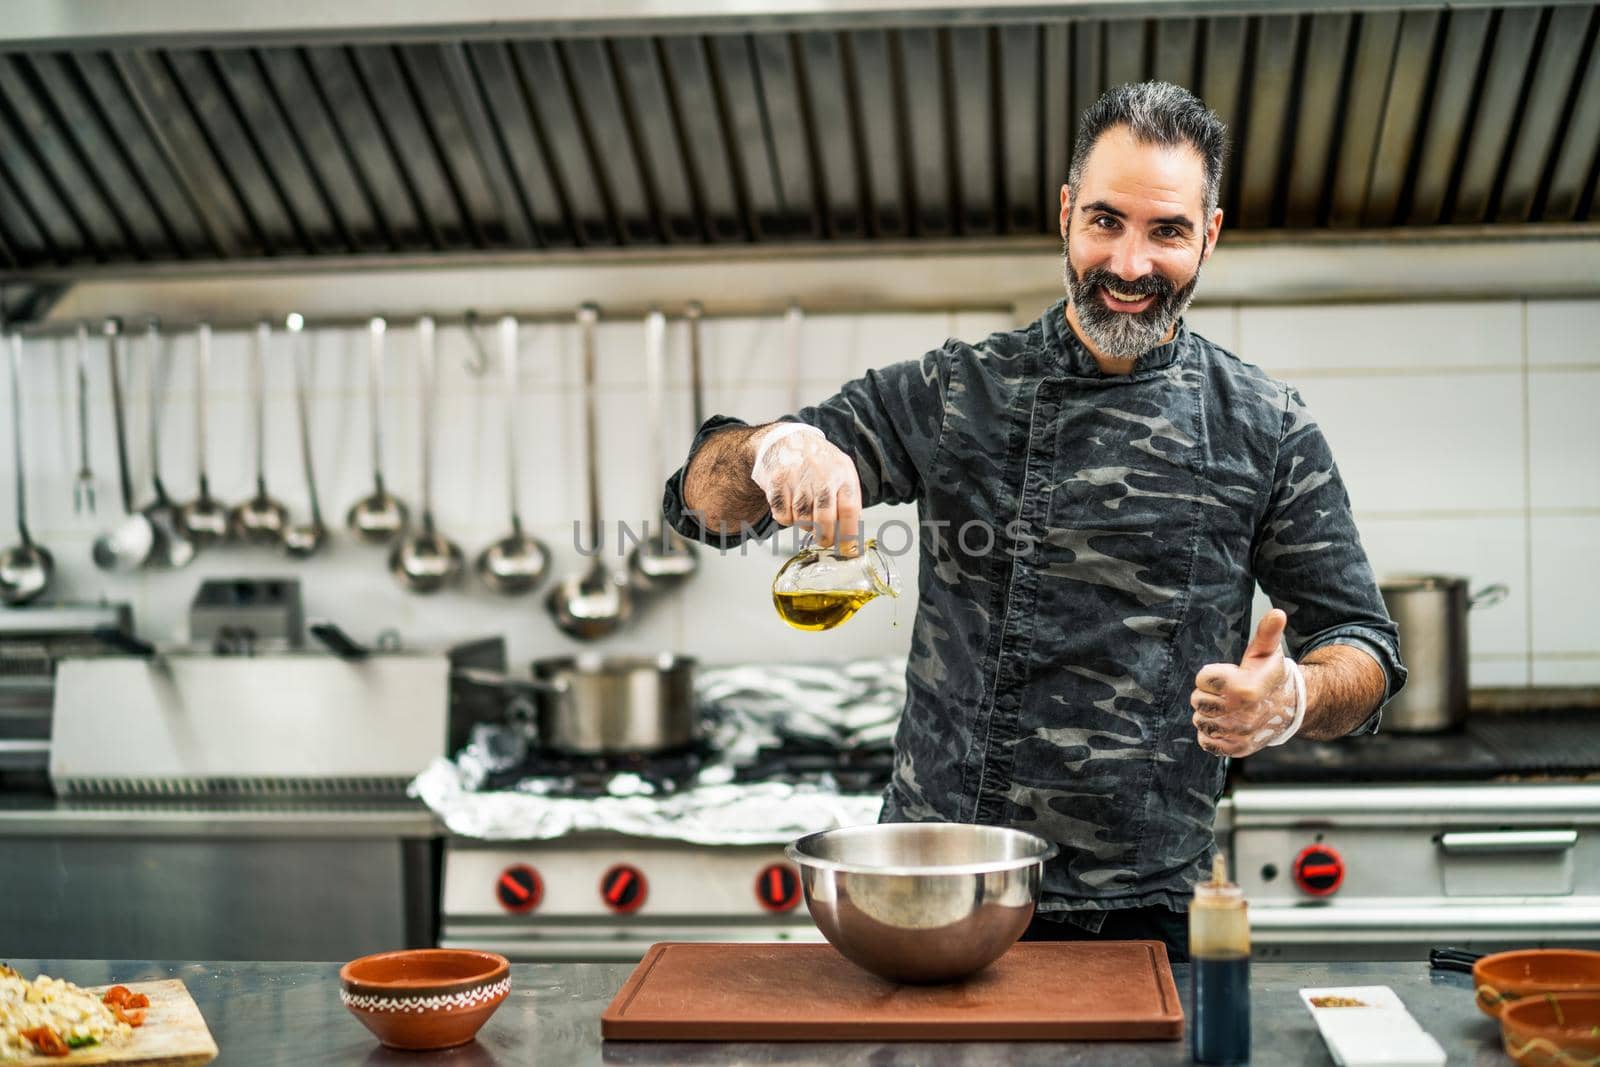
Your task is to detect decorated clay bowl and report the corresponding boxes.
[339,949,510,1050]
[1499,993,1600,1066]
[1475,949,1600,1019]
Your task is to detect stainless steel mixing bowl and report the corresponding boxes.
[786,822,1058,984]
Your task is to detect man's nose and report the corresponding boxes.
[1105,234,1156,281]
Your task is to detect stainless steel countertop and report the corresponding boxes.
[0,794,440,837]
[7,958,1497,1065]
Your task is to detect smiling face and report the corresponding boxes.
[1059,124,1224,364]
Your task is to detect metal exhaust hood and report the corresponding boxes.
[0,0,1595,283]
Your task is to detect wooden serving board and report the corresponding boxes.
[10,980,217,1066]
[602,941,1185,1041]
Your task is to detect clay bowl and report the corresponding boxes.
[340,949,510,1050]
[1499,993,1600,1066]
[1475,949,1600,1019]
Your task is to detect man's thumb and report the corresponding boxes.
[1244,608,1287,664]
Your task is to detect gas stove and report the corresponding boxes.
[436,742,884,962]
[1228,708,1600,961]
[435,665,899,962]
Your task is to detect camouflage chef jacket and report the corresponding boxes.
[663,298,1406,922]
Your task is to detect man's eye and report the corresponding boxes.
[1156,227,1181,239]
[1094,215,1119,230]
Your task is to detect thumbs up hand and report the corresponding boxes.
[1190,609,1306,758]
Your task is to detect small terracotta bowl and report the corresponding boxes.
[1500,993,1600,1066]
[1475,949,1600,1019]
[339,949,511,1050]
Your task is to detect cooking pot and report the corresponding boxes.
[529,653,698,755]
[1379,575,1507,733]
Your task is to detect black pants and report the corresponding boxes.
[1021,905,1190,963]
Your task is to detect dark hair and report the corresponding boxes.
[1068,81,1228,218]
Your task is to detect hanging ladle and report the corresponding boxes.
[138,318,197,569]
[0,332,54,605]
[282,313,327,559]
[627,307,697,593]
[92,318,156,573]
[389,315,463,592]
[348,316,409,543]
[179,323,230,543]
[475,314,549,595]
[72,322,96,515]
[230,320,289,545]
[547,304,633,640]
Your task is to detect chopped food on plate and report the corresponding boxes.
[1,965,136,1059]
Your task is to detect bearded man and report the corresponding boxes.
[662,81,1405,961]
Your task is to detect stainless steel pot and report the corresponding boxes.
[530,654,697,755]
[1380,574,1508,733]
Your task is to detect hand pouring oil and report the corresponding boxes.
[1190,853,1250,1065]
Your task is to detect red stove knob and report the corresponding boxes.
[755,864,803,913]
[496,864,543,914]
[600,864,648,914]
[1293,844,1345,896]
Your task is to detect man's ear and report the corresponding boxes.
[1201,207,1223,264]
[1059,184,1073,239]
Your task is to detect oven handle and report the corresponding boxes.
[1439,830,1578,854]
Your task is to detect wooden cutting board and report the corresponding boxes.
[9,980,218,1066]
[602,941,1184,1041]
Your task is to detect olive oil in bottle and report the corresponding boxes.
[1190,853,1251,1065]
[772,589,880,631]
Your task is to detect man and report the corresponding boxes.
[661,81,1404,961]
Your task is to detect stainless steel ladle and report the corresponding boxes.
[138,318,197,569]
[72,322,95,516]
[229,320,289,545]
[179,323,230,544]
[282,313,327,559]
[627,307,697,593]
[474,314,549,595]
[347,316,409,543]
[389,315,463,592]
[0,333,53,605]
[92,319,156,573]
[547,303,632,640]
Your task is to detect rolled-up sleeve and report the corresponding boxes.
[663,347,952,549]
[1250,386,1407,734]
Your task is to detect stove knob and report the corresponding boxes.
[755,864,802,913]
[496,864,543,914]
[1292,844,1345,897]
[600,864,648,914]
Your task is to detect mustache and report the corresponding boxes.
[1078,266,1177,300]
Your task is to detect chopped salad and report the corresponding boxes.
[1,965,146,1059]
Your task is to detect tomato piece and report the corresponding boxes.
[111,1003,146,1027]
[21,1026,70,1056]
[103,985,132,1007]
[125,992,150,1009]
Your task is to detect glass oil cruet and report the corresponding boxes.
[772,534,901,631]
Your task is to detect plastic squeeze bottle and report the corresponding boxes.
[1190,852,1251,1064]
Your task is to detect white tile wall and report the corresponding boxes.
[1237,300,1523,373]
[1528,300,1600,367]
[1528,369,1600,511]
[5,299,1597,685]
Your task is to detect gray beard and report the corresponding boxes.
[1060,237,1201,362]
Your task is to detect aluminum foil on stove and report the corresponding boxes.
[410,757,882,843]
